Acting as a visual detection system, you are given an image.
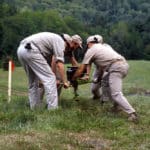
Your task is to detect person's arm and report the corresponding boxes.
[72,64,87,80]
[72,45,94,80]
[56,61,69,88]
[86,64,91,75]
[80,64,91,80]
[65,50,79,66]
[70,56,79,67]
[51,56,56,74]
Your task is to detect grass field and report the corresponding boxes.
[0,60,150,150]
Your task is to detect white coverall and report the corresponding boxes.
[17,32,65,110]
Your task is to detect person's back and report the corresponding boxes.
[86,43,125,68]
[21,32,65,58]
[17,32,69,110]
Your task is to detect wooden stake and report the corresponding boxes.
[8,60,12,102]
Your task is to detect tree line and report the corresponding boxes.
[0,0,150,65]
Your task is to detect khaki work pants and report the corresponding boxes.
[17,42,58,110]
[107,61,135,114]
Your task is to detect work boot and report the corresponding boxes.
[128,112,139,123]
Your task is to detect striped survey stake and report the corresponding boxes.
[8,60,15,102]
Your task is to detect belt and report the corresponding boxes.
[24,41,40,51]
[24,42,44,56]
[24,42,53,65]
[104,59,125,72]
[111,59,124,64]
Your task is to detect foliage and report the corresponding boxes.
[0,10,85,60]
[0,0,150,61]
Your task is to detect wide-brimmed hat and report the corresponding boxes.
[63,34,72,44]
[87,35,103,44]
[72,34,83,48]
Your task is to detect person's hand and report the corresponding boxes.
[80,74,89,81]
[56,80,61,86]
[63,81,70,89]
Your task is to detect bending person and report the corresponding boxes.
[17,32,69,110]
[73,35,138,122]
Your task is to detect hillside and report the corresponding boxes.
[0,0,150,60]
[5,0,150,26]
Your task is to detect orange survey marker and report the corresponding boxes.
[10,60,15,72]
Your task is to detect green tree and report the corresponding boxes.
[109,21,145,59]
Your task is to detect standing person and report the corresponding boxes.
[72,35,138,122]
[52,34,83,96]
[17,32,70,110]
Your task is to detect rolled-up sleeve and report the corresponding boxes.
[82,48,94,64]
[53,38,65,63]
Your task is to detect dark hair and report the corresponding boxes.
[93,37,98,43]
[88,37,99,44]
[60,34,66,42]
[60,34,70,48]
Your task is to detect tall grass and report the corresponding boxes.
[0,61,150,149]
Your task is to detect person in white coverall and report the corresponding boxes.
[73,35,138,122]
[17,32,71,110]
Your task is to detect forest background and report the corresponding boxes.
[0,0,150,64]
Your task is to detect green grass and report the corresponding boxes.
[0,60,150,150]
